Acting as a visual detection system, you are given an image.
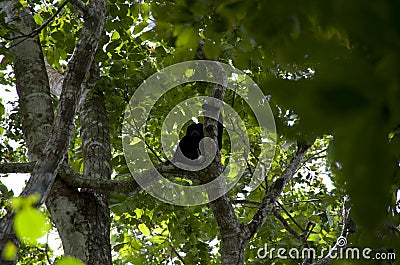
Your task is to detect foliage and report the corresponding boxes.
[55,256,85,265]
[0,0,399,264]
[0,194,52,263]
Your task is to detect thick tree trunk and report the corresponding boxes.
[210,144,312,265]
[46,64,112,264]
[0,0,108,264]
[78,84,112,264]
[209,195,249,265]
[44,56,112,265]
[0,1,53,263]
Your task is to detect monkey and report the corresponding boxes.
[173,107,223,164]
[174,123,205,161]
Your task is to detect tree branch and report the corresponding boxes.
[0,0,57,261]
[61,162,208,196]
[2,0,70,46]
[0,0,107,260]
[246,142,313,239]
[20,0,106,204]
[0,162,35,173]
[276,201,304,232]
[201,61,252,264]
[273,209,301,240]
[274,208,317,264]
[311,197,350,265]
[0,161,204,197]
[232,199,261,206]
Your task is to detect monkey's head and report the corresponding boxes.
[186,123,203,138]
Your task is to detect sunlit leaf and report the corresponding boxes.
[138,223,151,236]
[56,256,85,265]
[2,241,17,261]
[130,237,143,250]
[14,207,50,244]
[149,235,166,243]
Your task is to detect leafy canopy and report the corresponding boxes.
[0,0,399,264]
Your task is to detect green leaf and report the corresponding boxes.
[138,223,151,236]
[175,27,198,49]
[184,68,195,78]
[111,31,120,40]
[18,0,27,7]
[130,237,143,250]
[55,256,85,265]
[0,101,4,117]
[149,235,166,244]
[307,233,320,243]
[134,208,144,218]
[2,241,17,261]
[11,193,40,210]
[133,21,148,36]
[14,207,50,244]
[140,3,150,21]
[33,14,43,26]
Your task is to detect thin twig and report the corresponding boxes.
[283,198,321,205]
[4,0,70,47]
[273,209,301,239]
[232,199,261,206]
[276,201,304,232]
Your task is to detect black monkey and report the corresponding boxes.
[174,123,204,161]
[173,109,223,163]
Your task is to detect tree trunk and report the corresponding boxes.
[0,0,109,264]
[46,88,112,264]
[209,195,249,265]
[0,1,54,263]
